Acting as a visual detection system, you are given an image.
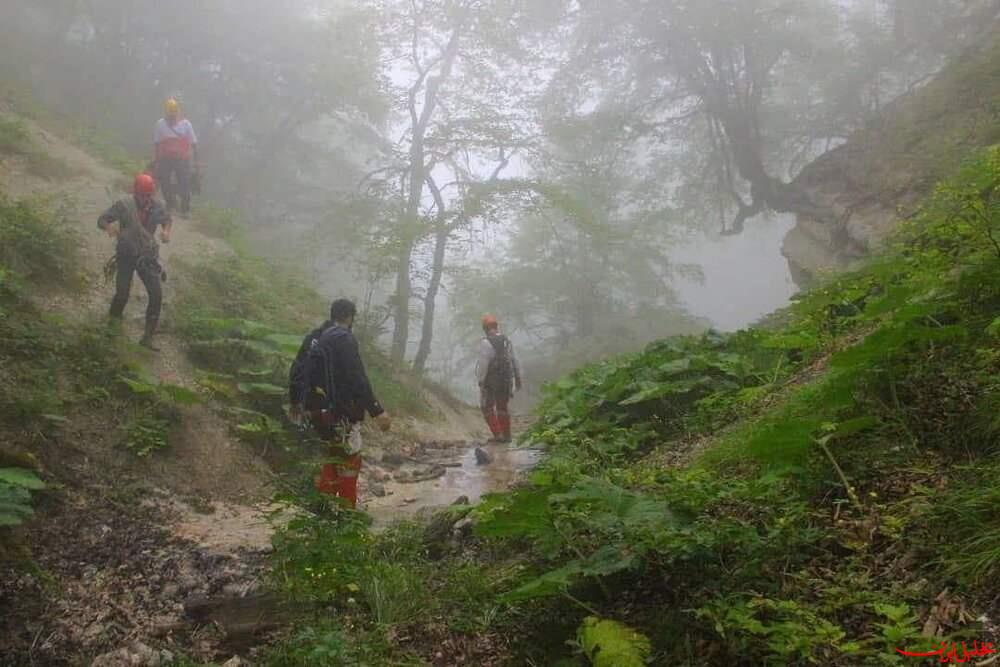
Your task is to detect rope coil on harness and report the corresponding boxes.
[102,254,167,284]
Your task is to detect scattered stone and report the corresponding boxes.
[394,465,446,484]
[91,641,162,667]
[452,496,470,506]
[369,482,387,497]
[403,497,417,504]
[474,447,493,465]
[452,516,475,540]
[382,452,406,467]
[222,657,247,667]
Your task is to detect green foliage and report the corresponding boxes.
[929,462,1000,584]
[0,467,45,527]
[120,414,171,457]
[0,194,79,287]
[118,370,200,457]
[74,125,144,176]
[262,624,359,666]
[436,146,1000,662]
[191,205,243,246]
[360,561,431,626]
[697,595,859,665]
[0,116,72,179]
[577,616,651,667]
[0,116,32,153]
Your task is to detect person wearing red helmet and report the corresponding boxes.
[476,314,522,443]
[97,173,173,350]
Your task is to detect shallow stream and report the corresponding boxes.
[363,440,542,525]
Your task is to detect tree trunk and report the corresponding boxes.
[412,223,448,375]
[716,110,832,234]
[391,134,425,364]
[389,22,463,365]
[390,237,414,364]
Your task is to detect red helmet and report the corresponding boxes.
[481,314,499,331]
[134,173,156,196]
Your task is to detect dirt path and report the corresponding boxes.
[0,112,281,665]
[0,111,540,665]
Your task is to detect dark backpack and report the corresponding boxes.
[302,326,351,412]
[486,334,514,390]
[289,324,341,412]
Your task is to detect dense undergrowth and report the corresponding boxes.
[0,191,197,530]
[263,147,999,665]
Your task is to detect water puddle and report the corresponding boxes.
[362,441,542,526]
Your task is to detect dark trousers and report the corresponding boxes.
[110,251,162,337]
[480,385,511,438]
[156,157,191,213]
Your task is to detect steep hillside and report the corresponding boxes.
[0,99,483,665]
[782,21,1000,285]
[246,148,999,665]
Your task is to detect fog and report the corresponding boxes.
[1,0,993,398]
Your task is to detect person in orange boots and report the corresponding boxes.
[288,298,391,507]
[476,314,522,443]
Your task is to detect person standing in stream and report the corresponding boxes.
[98,173,172,351]
[288,298,391,508]
[476,314,522,443]
[153,98,199,215]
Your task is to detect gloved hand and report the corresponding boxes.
[375,412,392,432]
[105,222,121,239]
[288,403,304,425]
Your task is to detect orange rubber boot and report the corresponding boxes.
[316,463,340,496]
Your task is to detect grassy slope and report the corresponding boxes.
[0,96,451,662]
[257,54,1000,667]
[261,147,999,667]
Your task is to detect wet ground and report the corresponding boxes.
[362,439,542,525]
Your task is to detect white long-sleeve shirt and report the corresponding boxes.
[476,333,522,387]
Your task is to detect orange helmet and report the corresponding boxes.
[481,314,499,331]
[134,173,156,196]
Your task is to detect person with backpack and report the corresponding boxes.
[476,314,522,443]
[288,298,391,508]
[153,98,199,215]
[98,173,172,350]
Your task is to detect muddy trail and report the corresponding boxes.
[0,112,538,665]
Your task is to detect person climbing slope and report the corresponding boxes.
[98,173,172,351]
[153,98,199,215]
[476,314,522,443]
[288,298,391,508]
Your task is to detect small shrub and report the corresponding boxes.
[0,117,73,180]
[0,117,33,154]
[0,194,79,286]
[0,467,46,528]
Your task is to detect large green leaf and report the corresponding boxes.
[236,382,286,397]
[120,375,156,395]
[475,489,553,540]
[264,333,305,356]
[159,383,201,405]
[501,544,641,602]
[0,468,46,490]
[553,478,674,531]
[578,616,651,667]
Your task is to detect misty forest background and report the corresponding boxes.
[4,0,993,403]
